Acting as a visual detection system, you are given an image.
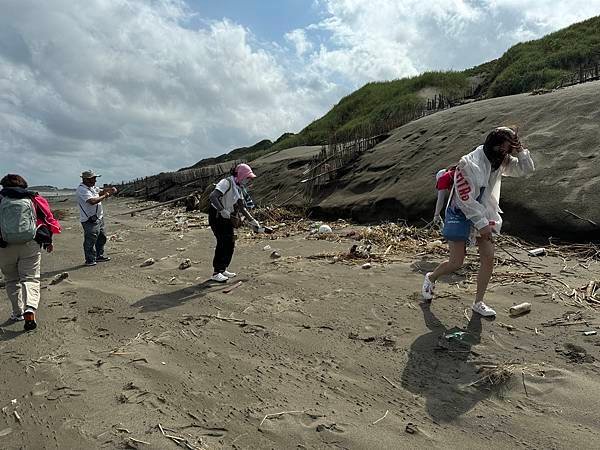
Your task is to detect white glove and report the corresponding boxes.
[433,215,442,225]
[220,209,231,219]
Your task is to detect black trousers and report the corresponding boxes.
[208,207,235,273]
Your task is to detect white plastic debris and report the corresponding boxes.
[362,262,372,269]
[263,245,272,251]
[528,248,546,257]
[318,224,332,234]
[179,259,192,270]
[509,302,531,316]
[140,258,155,267]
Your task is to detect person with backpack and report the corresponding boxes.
[77,170,117,266]
[207,163,263,283]
[0,174,61,331]
[422,127,535,317]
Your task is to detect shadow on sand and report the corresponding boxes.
[131,280,239,313]
[401,303,493,422]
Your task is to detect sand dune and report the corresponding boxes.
[250,81,600,242]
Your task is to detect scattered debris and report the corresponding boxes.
[469,361,535,387]
[509,302,532,316]
[372,410,389,425]
[178,259,192,270]
[405,423,418,434]
[558,343,595,363]
[528,248,546,257]
[223,281,243,294]
[583,330,597,336]
[542,311,588,327]
[348,332,396,347]
[270,251,281,259]
[50,272,69,285]
[318,224,333,234]
[263,245,272,251]
[140,258,155,268]
[259,410,307,428]
[361,262,372,269]
[350,243,372,259]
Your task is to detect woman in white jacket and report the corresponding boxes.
[422,127,535,316]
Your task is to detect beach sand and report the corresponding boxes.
[1,197,600,449]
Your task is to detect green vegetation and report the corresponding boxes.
[485,16,600,96]
[188,15,600,166]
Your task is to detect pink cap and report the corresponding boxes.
[235,163,256,183]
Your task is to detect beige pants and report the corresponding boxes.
[0,240,41,314]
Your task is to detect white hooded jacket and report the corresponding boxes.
[450,145,535,234]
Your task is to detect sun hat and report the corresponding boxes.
[81,170,101,179]
[235,164,256,183]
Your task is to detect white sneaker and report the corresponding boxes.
[210,273,229,283]
[422,272,435,301]
[472,301,496,317]
[222,270,236,278]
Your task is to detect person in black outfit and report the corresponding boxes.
[208,164,262,283]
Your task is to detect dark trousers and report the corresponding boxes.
[208,207,235,273]
[82,217,107,263]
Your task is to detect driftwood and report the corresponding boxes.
[118,194,195,216]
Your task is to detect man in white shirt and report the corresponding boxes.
[76,170,117,266]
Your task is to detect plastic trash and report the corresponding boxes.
[509,302,531,316]
[528,248,546,256]
[318,224,332,234]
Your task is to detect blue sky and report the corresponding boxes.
[185,0,323,43]
[1,0,600,186]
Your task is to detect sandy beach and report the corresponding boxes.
[1,197,600,449]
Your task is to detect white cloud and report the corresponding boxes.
[1,0,599,186]
[296,0,600,82]
[285,29,313,56]
[0,0,337,186]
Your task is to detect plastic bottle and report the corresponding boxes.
[509,302,531,316]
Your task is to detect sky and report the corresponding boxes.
[1,1,599,187]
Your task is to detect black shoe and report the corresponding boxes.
[85,261,97,266]
[24,308,37,331]
[96,256,111,262]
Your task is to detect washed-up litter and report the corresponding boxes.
[318,224,332,234]
[509,302,532,316]
[50,272,69,285]
[178,259,192,270]
[140,258,155,267]
[583,330,597,336]
[528,248,546,256]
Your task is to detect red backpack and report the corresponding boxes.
[436,167,455,191]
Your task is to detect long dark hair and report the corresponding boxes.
[483,127,516,154]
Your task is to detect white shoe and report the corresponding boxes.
[472,301,496,317]
[422,272,435,301]
[210,273,229,283]
[222,270,236,278]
